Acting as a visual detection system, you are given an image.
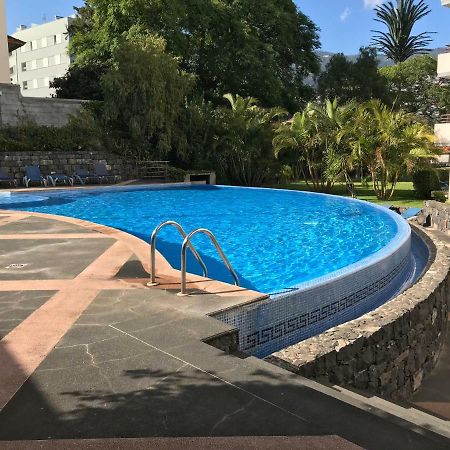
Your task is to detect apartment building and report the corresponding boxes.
[435,0,450,161]
[9,16,73,97]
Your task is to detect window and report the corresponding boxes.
[32,79,38,89]
[30,60,37,70]
[21,62,27,72]
[41,37,47,48]
[23,81,28,90]
[42,57,49,68]
[56,34,62,44]
[9,66,14,75]
[54,54,61,65]
[30,40,38,50]
[44,76,50,87]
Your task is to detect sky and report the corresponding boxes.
[5,0,450,54]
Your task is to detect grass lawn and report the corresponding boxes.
[269,181,425,208]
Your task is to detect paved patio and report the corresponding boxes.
[0,210,449,449]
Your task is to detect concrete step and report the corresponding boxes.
[330,384,450,440]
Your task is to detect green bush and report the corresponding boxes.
[0,120,97,153]
[432,190,447,203]
[412,170,441,199]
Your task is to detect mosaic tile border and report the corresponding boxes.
[213,233,412,358]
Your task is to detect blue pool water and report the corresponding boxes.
[1,185,403,295]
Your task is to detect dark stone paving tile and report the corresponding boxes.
[0,290,448,448]
[0,238,114,280]
[56,324,121,348]
[0,291,55,338]
[0,217,94,235]
[0,320,21,338]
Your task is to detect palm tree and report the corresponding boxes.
[352,100,438,199]
[217,94,286,186]
[273,99,357,193]
[371,0,433,63]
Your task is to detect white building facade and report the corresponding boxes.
[435,0,450,156]
[9,17,73,97]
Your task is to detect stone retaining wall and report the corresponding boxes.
[266,225,450,401]
[418,200,450,232]
[0,150,133,180]
[0,83,83,128]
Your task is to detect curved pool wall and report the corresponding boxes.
[214,238,414,358]
[0,183,419,357]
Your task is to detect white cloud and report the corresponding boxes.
[364,0,383,8]
[340,7,351,21]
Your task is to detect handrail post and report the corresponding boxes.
[147,221,208,287]
[178,228,239,296]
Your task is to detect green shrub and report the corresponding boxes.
[166,166,186,182]
[412,170,441,199]
[432,190,447,203]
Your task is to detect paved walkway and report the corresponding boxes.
[0,211,449,449]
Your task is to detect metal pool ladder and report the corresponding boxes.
[148,221,240,295]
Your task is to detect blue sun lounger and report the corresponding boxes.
[73,168,100,185]
[47,173,74,187]
[23,166,47,188]
[0,169,18,187]
[401,207,422,220]
[94,163,121,184]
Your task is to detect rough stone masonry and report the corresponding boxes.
[266,225,450,401]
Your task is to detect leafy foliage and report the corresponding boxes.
[101,32,193,160]
[214,94,286,185]
[412,170,441,199]
[371,0,433,63]
[50,65,104,100]
[347,100,438,199]
[380,55,450,123]
[274,99,357,193]
[274,99,439,199]
[0,120,96,153]
[317,47,388,103]
[59,0,320,110]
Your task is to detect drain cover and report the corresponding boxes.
[4,263,28,269]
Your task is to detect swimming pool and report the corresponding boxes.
[2,184,419,356]
[1,184,407,294]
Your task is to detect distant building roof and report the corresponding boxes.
[7,35,25,52]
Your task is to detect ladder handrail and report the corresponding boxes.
[149,221,208,285]
[180,228,240,295]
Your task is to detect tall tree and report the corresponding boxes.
[57,0,320,109]
[317,47,388,103]
[101,32,193,159]
[371,0,433,63]
[380,55,450,123]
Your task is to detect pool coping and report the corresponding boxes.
[0,208,268,315]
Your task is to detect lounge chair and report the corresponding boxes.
[0,169,18,187]
[73,168,99,185]
[94,163,121,184]
[401,207,422,220]
[23,166,47,188]
[47,172,74,187]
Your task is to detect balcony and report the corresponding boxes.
[437,51,450,79]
